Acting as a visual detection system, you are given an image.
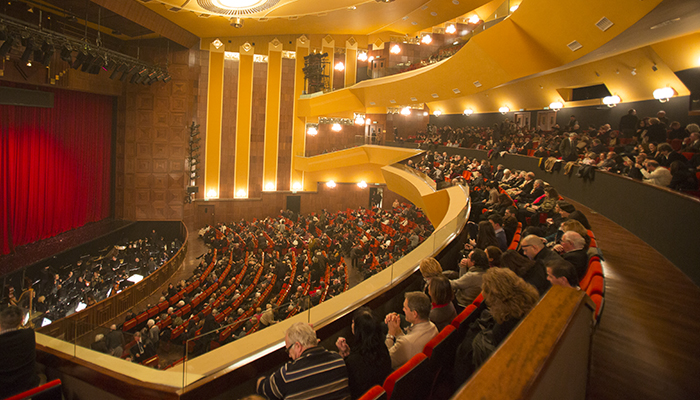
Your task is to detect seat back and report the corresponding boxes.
[5,379,62,400]
[383,353,429,400]
[579,256,603,291]
[357,385,387,400]
[423,325,461,397]
[586,275,605,297]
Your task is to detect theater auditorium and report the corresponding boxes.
[1,0,700,399]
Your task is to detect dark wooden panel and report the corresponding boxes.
[277,58,295,191]
[220,60,240,199]
[249,62,267,198]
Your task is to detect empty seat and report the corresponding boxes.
[357,385,387,400]
[579,256,603,291]
[383,353,429,400]
[586,275,605,297]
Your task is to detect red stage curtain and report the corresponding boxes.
[0,87,112,255]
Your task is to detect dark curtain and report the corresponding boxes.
[0,87,112,255]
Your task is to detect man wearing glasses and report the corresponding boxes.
[257,322,350,400]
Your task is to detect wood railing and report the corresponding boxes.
[38,222,188,342]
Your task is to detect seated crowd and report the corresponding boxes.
[108,204,433,366]
[404,109,700,194]
[249,153,601,400]
[1,231,182,324]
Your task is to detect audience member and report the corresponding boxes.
[384,292,438,369]
[427,275,457,331]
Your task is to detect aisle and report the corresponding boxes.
[568,200,700,400]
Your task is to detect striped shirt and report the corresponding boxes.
[257,346,350,400]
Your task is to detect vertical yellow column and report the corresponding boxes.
[263,39,283,192]
[345,38,358,88]
[322,35,335,91]
[204,41,225,198]
[234,43,254,198]
[291,35,310,190]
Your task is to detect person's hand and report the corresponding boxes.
[468,238,476,247]
[459,258,469,268]
[386,314,402,337]
[546,218,553,225]
[384,312,397,325]
[553,244,564,253]
[336,337,350,358]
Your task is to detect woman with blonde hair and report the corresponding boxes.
[453,268,539,385]
[419,257,443,292]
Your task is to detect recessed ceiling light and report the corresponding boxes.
[421,5,428,10]
[431,11,437,16]
[402,16,409,20]
[410,97,417,102]
[452,0,460,4]
[411,21,418,25]
[431,93,439,98]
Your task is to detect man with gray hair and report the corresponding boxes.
[385,291,438,369]
[257,322,349,400]
[561,231,589,280]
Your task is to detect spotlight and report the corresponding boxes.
[39,40,54,65]
[120,64,136,81]
[59,44,72,62]
[72,49,88,69]
[162,74,171,83]
[230,17,244,28]
[21,37,34,64]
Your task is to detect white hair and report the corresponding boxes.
[286,322,317,348]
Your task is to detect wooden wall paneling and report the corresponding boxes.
[250,63,268,198]
[220,60,240,199]
[277,58,295,191]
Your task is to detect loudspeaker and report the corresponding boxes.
[187,186,199,194]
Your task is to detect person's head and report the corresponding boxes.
[285,322,317,360]
[468,248,490,269]
[147,319,155,328]
[481,268,539,324]
[546,260,579,288]
[428,275,454,306]
[555,201,575,217]
[525,172,535,181]
[657,110,666,118]
[351,307,385,356]
[95,333,105,342]
[561,231,586,252]
[545,187,559,200]
[520,235,545,259]
[504,206,518,219]
[488,214,503,229]
[670,160,688,176]
[628,108,636,116]
[477,221,499,249]
[134,331,142,342]
[403,291,431,324]
[670,121,681,130]
[419,257,443,281]
[644,159,659,172]
[560,220,589,247]
[485,246,502,267]
[657,143,673,154]
[687,123,700,135]
[0,306,23,330]
[500,249,537,277]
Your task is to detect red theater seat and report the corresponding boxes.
[383,353,429,400]
[357,385,387,400]
[580,256,603,291]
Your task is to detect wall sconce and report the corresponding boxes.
[463,108,473,116]
[653,87,675,103]
[236,189,247,198]
[603,95,621,107]
[421,35,432,45]
[306,123,318,136]
[331,123,342,132]
[468,15,480,24]
[433,110,442,117]
[445,24,456,34]
[499,106,510,114]
[292,182,302,192]
[390,44,401,54]
[206,189,218,199]
[549,101,563,111]
[335,62,345,71]
[264,182,275,191]
[326,180,336,188]
[401,107,411,116]
[357,52,368,61]
[423,111,429,116]
[357,181,368,189]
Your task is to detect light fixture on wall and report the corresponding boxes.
[549,101,563,111]
[368,56,375,62]
[306,123,319,136]
[468,15,480,24]
[355,114,365,125]
[331,123,342,132]
[653,87,675,103]
[390,44,401,54]
[326,180,336,188]
[445,24,456,34]
[365,118,372,125]
[421,35,432,45]
[236,189,247,198]
[499,106,510,114]
[292,182,302,192]
[510,4,519,12]
[401,107,411,116]
[463,108,473,116]
[264,182,275,191]
[357,181,368,189]
[603,95,621,107]
[433,110,442,117]
[206,189,218,199]
[357,52,368,61]
[335,62,345,71]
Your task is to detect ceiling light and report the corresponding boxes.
[390,44,401,54]
[214,0,267,9]
[230,17,244,28]
[357,181,368,189]
[433,110,442,116]
[335,62,345,71]
[326,180,336,188]
[421,35,432,45]
[331,123,342,132]
[499,106,510,114]
[510,5,519,12]
[264,182,275,191]
[445,24,456,34]
[468,15,480,24]
[463,108,473,116]
[401,107,411,116]
[549,101,563,111]
[653,87,675,103]
[603,95,621,107]
[357,52,368,61]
